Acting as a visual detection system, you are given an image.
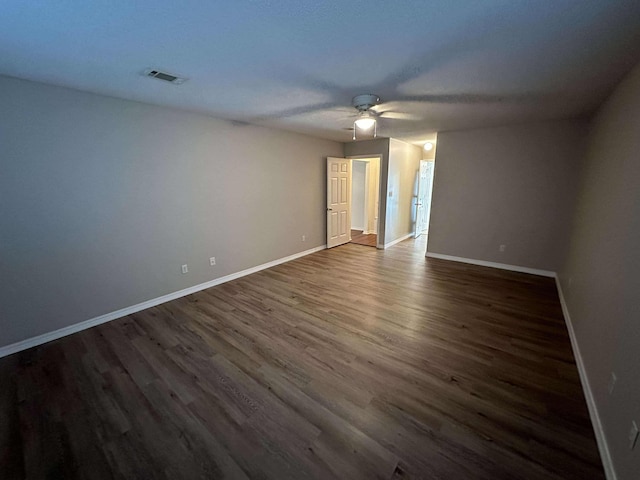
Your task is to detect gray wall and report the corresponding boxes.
[386,139,422,244]
[428,120,587,271]
[559,62,640,480]
[0,75,342,347]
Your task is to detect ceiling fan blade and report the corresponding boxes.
[269,65,358,109]
[278,67,350,98]
[393,92,558,104]
[328,106,358,114]
[253,101,343,120]
[377,43,472,89]
[396,93,508,104]
[376,111,421,120]
[336,113,359,122]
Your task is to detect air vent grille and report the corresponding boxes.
[143,69,187,85]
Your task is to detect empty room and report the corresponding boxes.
[1,1,640,479]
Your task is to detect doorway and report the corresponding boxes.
[350,157,380,248]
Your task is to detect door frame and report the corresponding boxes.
[346,154,384,249]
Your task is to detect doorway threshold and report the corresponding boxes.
[350,230,377,247]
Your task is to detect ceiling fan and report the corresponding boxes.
[351,94,379,139]
[350,93,422,139]
[257,84,545,141]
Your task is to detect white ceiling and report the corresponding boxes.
[1,1,640,145]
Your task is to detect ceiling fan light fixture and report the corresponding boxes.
[354,117,376,130]
[353,115,377,140]
[351,94,380,140]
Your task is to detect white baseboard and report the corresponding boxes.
[425,252,555,277]
[384,233,414,249]
[352,225,365,232]
[555,277,616,480]
[0,245,327,359]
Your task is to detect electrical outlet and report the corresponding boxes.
[629,421,639,450]
[209,257,216,266]
[181,264,188,274]
[301,235,306,242]
[608,372,617,395]
[499,244,506,252]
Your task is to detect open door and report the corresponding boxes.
[415,160,434,238]
[327,157,352,248]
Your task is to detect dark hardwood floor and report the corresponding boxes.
[350,229,377,247]
[0,237,605,479]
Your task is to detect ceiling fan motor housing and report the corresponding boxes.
[352,94,380,112]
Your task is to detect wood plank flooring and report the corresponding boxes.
[350,229,377,247]
[0,237,605,479]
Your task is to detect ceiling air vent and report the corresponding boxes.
[143,69,187,85]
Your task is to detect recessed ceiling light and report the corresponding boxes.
[424,142,434,151]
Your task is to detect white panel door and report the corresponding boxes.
[327,157,352,248]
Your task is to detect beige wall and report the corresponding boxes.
[0,75,343,347]
[428,120,587,271]
[559,62,640,480]
[386,139,422,244]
